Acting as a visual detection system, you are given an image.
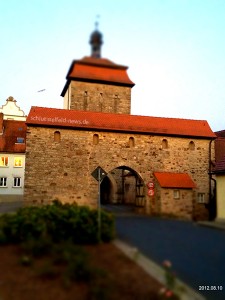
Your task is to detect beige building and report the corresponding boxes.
[213,155,225,220]
[24,28,216,220]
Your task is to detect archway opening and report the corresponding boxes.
[100,166,145,207]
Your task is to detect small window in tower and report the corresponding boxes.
[93,134,99,145]
[54,131,61,142]
[99,93,103,112]
[84,91,88,110]
[129,137,135,148]
[162,139,168,149]
[114,94,118,113]
[189,141,195,150]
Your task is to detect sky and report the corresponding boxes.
[0,0,225,131]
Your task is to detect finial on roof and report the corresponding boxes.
[89,15,103,58]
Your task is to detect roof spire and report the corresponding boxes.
[89,15,103,58]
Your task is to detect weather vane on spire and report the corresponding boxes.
[95,14,100,30]
[90,15,103,58]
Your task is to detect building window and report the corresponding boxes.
[198,193,206,203]
[0,177,7,187]
[189,141,195,150]
[129,137,135,147]
[93,134,99,145]
[14,157,22,167]
[0,156,8,167]
[162,139,168,149]
[174,190,180,199]
[13,177,21,187]
[54,131,61,142]
[16,137,25,144]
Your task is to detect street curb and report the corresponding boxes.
[198,221,225,231]
[113,239,205,300]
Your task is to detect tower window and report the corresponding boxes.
[162,139,168,149]
[84,91,88,110]
[189,141,195,150]
[114,94,119,113]
[93,134,99,145]
[54,131,61,142]
[99,93,103,112]
[129,137,135,148]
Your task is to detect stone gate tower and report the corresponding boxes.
[61,26,135,114]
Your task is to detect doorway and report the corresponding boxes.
[100,166,145,207]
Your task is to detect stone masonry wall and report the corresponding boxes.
[68,81,131,114]
[24,126,213,220]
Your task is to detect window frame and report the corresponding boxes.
[173,190,180,199]
[0,156,9,167]
[198,193,206,204]
[14,157,23,168]
[0,177,7,187]
[13,177,22,188]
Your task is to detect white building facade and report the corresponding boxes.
[0,96,26,201]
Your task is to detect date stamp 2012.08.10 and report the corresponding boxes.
[198,286,223,291]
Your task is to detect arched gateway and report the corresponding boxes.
[100,166,145,208]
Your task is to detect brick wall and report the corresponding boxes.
[24,126,213,220]
[66,81,131,114]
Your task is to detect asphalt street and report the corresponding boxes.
[114,212,225,300]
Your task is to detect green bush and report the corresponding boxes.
[0,201,115,245]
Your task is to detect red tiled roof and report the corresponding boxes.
[26,106,216,138]
[61,56,134,96]
[213,155,225,173]
[0,119,26,153]
[154,172,196,188]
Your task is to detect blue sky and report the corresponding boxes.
[0,0,225,131]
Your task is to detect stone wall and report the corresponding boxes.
[154,180,193,219]
[67,81,131,114]
[24,126,213,220]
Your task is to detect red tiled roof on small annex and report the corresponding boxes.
[26,106,216,139]
[154,172,196,189]
[61,56,134,96]
[213,155,225,173]
[0,118,26,153]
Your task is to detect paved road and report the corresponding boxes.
[112,209,225,300]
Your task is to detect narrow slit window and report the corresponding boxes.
[93,134,99,145]
[189,141,195,150]
[54,131,61,142]
[162,139,168,149]
[129,137,135,148]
